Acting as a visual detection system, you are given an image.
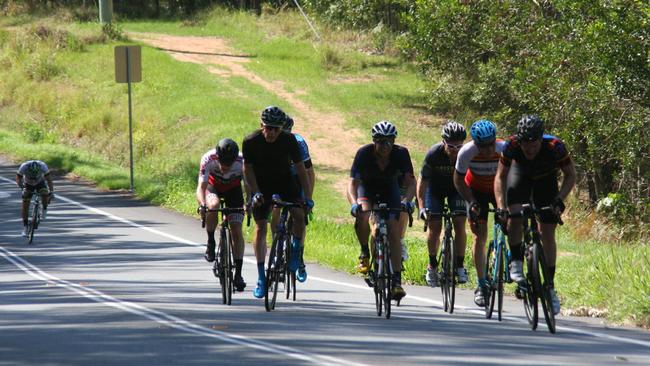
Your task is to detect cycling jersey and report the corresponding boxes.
[455,140,507,194]
[421,142,466,215]
[351,144,414,190]
[17,160,49,186]
[198,149,244,192]
[500,134,571,179]
[290,133,312,175]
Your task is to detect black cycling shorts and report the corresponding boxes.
[467,189,496,222]
[506,167,559,224]
[22,181,49,201]
[357,183,401,220]
[207,184,245,224]
[252,182,301,221]
[424,185,466,218]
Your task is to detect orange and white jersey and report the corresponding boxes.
[198,149,244,192]
[455,139,507,194]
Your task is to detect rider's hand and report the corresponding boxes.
[401,200,415,214]
[469,201,480,221]
[197,205,207,219]
[305,198,315,211]
[252,192,264,207]
[495,208,508,233]
[350,203,360,217]
[419,208,427,221]
[552,197,566,216]
[47,192,54,204]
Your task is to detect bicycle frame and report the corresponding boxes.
[26,194,42,245]
[368,203,395,319]
[484,211,511,321]
[209,201,246,306]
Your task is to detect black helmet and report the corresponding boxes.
[441,120,467,141]
[517,115,544,141]
[26,161,41,178]
[216,138,239,165]
[283,115,294,132]
[261,106,287,127]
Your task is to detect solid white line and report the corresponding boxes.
[1,176,649,349]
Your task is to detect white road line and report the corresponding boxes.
[1,176,649,349]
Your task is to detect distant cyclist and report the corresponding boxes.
[417,121,467,287]
[16,160,54,237]
[276,114,316,283]
[348,121,415,301]
[243,106,314,299]
[454,119,506,307]
[196,138,247,292]
[495,115,576,315]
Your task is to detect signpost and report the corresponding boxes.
[114,45,142,192]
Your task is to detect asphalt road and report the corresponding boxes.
[1,161,648,366]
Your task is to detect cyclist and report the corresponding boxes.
[417,121,467,287]
[348,121,415,301]
[277,115,315,283]
[495,115,576,315]
[243,106,314,299]
[454,119,506,307]
[196,138,247,292]
[16,160,54,237]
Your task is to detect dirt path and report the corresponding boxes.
[129,32,361,183]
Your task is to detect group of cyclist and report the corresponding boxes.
[15,107,574,315]
[349,115,575,315]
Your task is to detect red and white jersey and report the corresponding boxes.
[455,139,507,194]
[198,149,244,192]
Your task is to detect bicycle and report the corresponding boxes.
[484,208,512,320]
[265,194,304,312]
[423,206,465,314]
[201,201,248,306]
[515,204,560,334]
[365,202,412,319]
[25,194,42,245]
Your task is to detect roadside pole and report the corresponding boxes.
[99,0,113,24]
[114,46,142,192]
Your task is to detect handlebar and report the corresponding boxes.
[422,208,466,232]
[200,206,250,228]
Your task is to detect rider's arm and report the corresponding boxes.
[453,170,474,204]
[557,159,577,201]
[294,161,311,201]
[416,176,427,207]
[195,181,208,206]
[402,173,416,202]
[15,174,23,188]
[494,161,510,209]
[348,178,361,204]
[243,162,260,194]
[45,173,54,193]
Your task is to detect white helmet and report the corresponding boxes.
[371,120,397,138]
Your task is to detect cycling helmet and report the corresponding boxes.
[283,115,294,132]
[371,120,398,138]
[26,161,41,178]
[517,115,544,141]
[470,119,497,145]
[441,120,467,141]
[261,106,287,127]
[216,138,239,166]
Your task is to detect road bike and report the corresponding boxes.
[202,201,248,306]
[515,204,560,334]
[265,194,304,312]
[423,206,465,314]
[484,209,512,320]
[25,194,42,245]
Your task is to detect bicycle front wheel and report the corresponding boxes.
[383,241,392,319]
[523,244,539,330]
[535,244,556,333]
[484,240,496,319]
[222,228,233,306]
[27,201,39,245]
[447,231,456,314]
[496,240,506,321]
[265,237,282,312]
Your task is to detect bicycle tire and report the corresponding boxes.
[284,237,291,300]
[535,244,557,333]
[447,227,456,314]
[439,237,450,313]
[217,238,227,305]
[484,239,496,319]
[265,236,281,312]
[28,200,38,245]
[496,239,506,321]
[383,238,391,319]
[523,244,539,330]
[373,239,383,317]
[223,228,233,306]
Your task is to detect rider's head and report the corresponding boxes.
[470,119,497,155]
[260,106,286,142]
[441,120,466,157]
[26,161,41,179]
[283,115,294,133]
[371,120,397,158]
[516,115,544,142]
[216,138,239,167]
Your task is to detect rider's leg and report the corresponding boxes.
[21,196,29,227]
[539,223,558,283]
[472,221,488,282]
[387,218,402,273]
[427,218,443,268]
[355,209,371,256]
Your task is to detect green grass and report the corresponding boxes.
[0,7,647,328]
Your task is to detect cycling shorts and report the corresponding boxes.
[207,184,245,224]
[506,167,560,224]
[356,183,401,221]
[22,181,49,202]
[252,184,301,222]
[467,188,496,222]
[424,186,466,218]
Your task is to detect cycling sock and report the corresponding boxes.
[23,219,28,226]
[257,262,265,281]
[360,245,370,258]
[235,259,243,277]
[292,237,301,251]
[428,255,437,269]
[455,256,464,268]
[393,271,402,285]
[548,266,556,287]
[478,278,488,287]
[510,242,524,261]
[207,230,215,243]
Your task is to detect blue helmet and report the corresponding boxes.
[470,119,497,145]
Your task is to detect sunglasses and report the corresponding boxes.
[444,142,463,149]
[373,137,395,145]
[262,125,282,131]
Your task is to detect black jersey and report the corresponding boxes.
[420,142,456,191]
[242,130,302,192]
[350,143,414,190]
[501,134,571,180]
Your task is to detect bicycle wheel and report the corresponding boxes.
[534,244,556,333]
[284,237,291,300]
[373,254,382,317]
[222,228,233,306]
[496,240,506,321]
[383,240,392,319]
[27,201,38,245]
[439,239,450,313]
[265,236,281,312]
[484,240,496,319]
[522,244,539,330]
[447,229,456,314]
